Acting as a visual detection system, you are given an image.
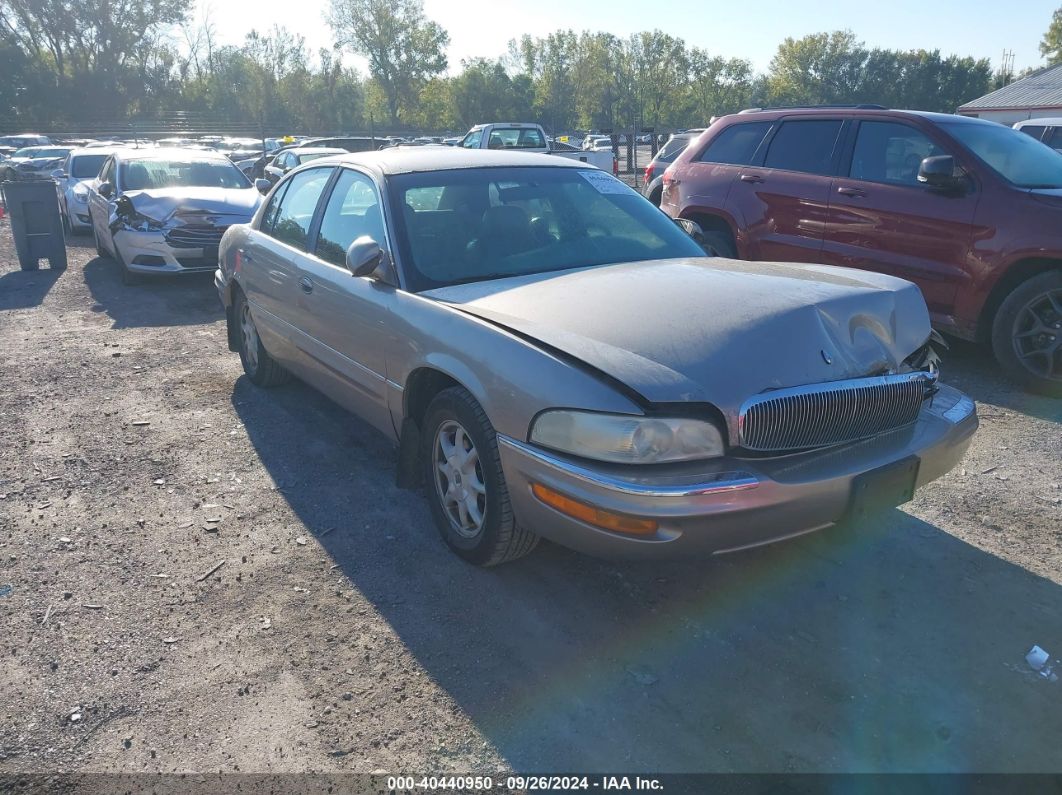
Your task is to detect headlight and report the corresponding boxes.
[530,410,725,464]
[72,188,89,204]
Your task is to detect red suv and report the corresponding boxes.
[661,107,1062,395]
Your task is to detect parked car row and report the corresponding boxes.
[658,107,1062,395]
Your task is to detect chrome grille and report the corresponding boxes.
[165,224,228,249]
[739,372,935,452]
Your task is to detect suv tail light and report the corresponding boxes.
[644,163,655,186]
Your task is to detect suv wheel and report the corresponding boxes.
[701,229,736,258]
[991,271,1062,396]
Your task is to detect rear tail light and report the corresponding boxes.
[613,157,619,176]
[644,164,655,186]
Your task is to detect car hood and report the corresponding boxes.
[425,258,931,417]
[121,187,261,221]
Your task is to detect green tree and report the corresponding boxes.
[1042,6,1062,65]
[326,0,449,125]
[0,0,188,117]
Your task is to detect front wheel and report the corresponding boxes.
[991,271,1062,396]
[421,387,539,566]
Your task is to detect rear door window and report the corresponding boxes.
[763,120,844,175]
[697,122,771,165]
[266,168,333,250]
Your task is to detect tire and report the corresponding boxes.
[61,203,71,235]
[701,229,737,258]
[421,387,539,566]
[990,270,1062,396]
[112,235,141,285]
[91,221,107,258]
[648,188,662,207]
[234,289,291,387]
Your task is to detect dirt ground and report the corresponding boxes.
[1,218,1061,776]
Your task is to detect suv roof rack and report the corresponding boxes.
[737,104,888,113]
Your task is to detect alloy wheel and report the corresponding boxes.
[433,420,487,538]
[1012,287,1062,382]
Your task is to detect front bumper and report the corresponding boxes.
[113,229,219,274]
[498,384,977,559]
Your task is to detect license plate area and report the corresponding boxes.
[849,456,920,520]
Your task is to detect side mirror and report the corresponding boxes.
[98,181,113,198]
[345,235,395,284]
[50,169,66,180]
[917,156,962,192]
[674,217,705,244]
[254,178,271,195]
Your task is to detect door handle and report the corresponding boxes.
[299,276,314,294]
[739,173,764,183]
[837,186,867,198]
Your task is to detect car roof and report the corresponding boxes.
[68,147,119,157]
[720,107,994,127]
[114,147,234,162]
[291,146,348,154]
[312,147,588,176]
[1014,117,1062,126]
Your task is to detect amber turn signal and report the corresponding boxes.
[531,483,658,536]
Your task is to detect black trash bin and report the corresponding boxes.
[3,179,67,271]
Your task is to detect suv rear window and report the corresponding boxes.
[697,122,770,166]
[763,120,844,175]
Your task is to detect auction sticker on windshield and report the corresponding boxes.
[580,170,628,194]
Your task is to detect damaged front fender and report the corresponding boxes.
[109,195,166,234]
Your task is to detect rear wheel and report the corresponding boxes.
[991,271,1062,396]
[234,290,291,387]
[421,387,539,566]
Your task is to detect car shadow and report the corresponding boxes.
[944,340,1060,424]
[232,376,1062,773]
[82,255,222,329]
[0,266,63,310]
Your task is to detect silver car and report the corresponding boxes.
[53,148,116,232]
[87,148,262,284]
[215,149,977,566]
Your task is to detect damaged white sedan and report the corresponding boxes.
[86,148,262,284]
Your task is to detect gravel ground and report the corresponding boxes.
[1,219,1061,776]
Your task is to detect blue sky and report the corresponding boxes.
[201,0,1059,75]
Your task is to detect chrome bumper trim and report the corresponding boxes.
[498,435,759,497]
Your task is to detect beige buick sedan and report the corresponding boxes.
[216,148,977,565]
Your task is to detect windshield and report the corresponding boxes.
[118,158,251,190]
[13,147,68,159]
[389,166,705,292]
[296,152,338,164]
[70,154,108,179]
[943,122,1062,189]
[657,136,691,162]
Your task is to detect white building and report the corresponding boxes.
[958,63,1062,124]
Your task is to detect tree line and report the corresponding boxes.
[0,0,1059,135]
